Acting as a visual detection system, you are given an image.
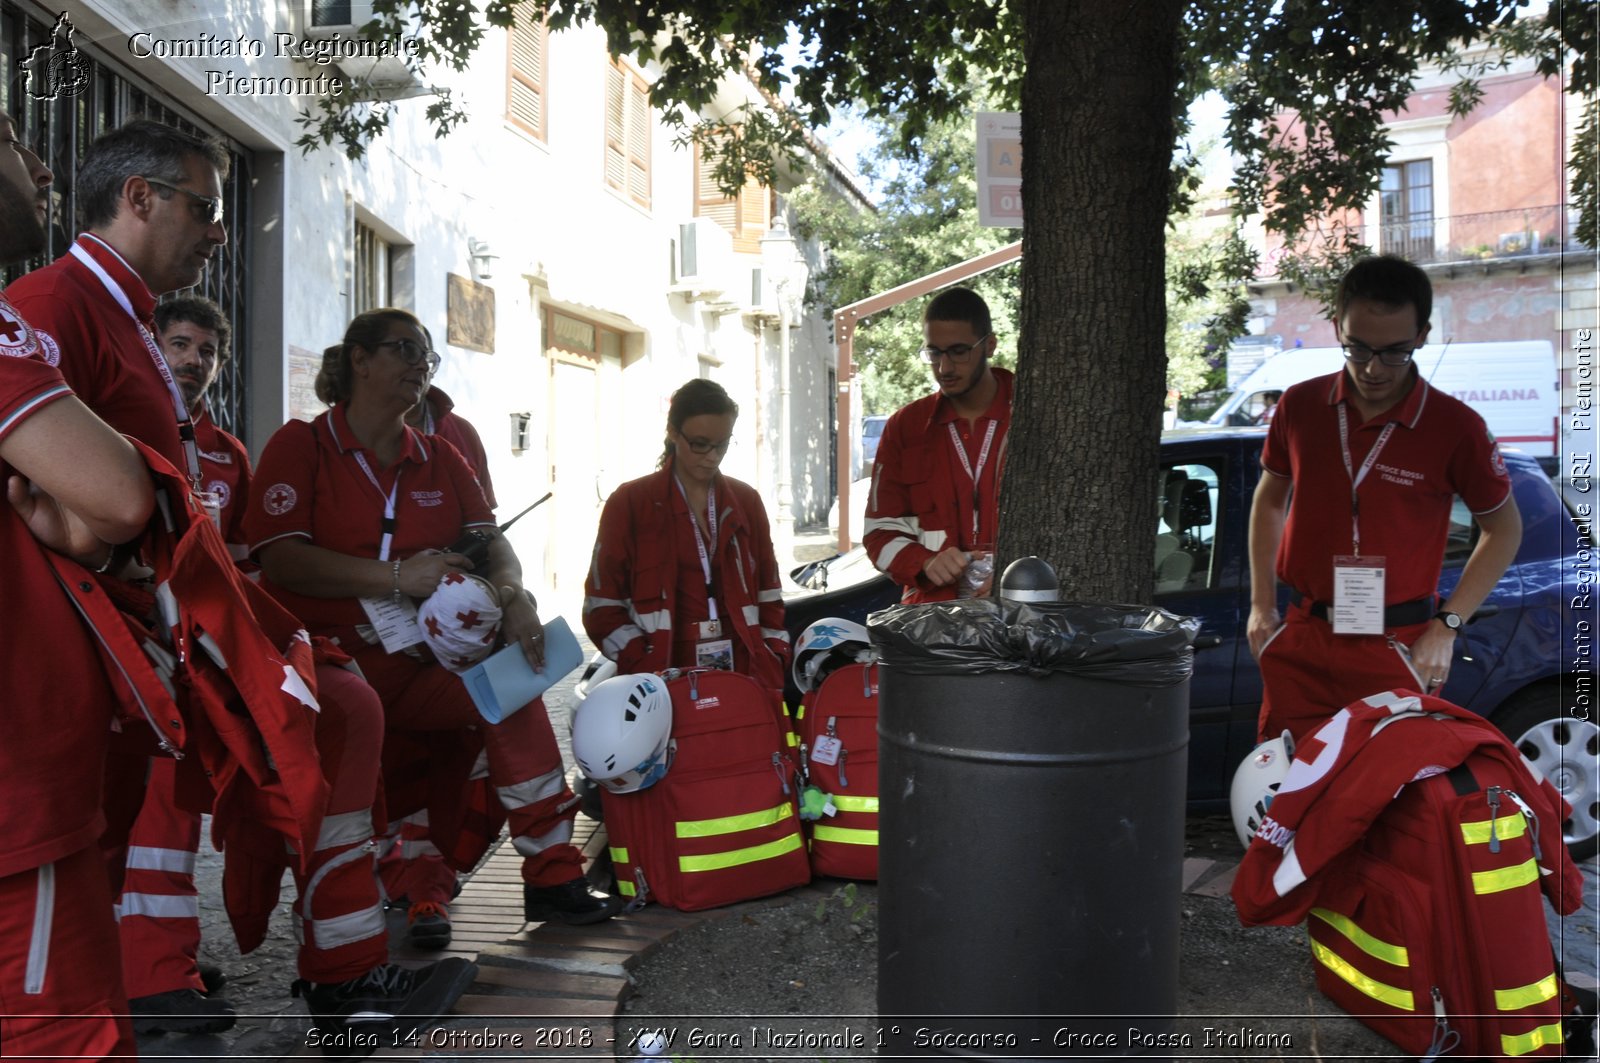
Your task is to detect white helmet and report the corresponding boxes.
[1230,732,1294,848]
[791,617,875,694]
[571,673,673,794]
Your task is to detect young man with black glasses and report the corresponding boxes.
[864,286,1012,603]
[1246,255,1522,744]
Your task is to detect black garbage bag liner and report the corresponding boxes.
[866,597,1198,687]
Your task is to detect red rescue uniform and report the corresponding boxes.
[0,300,135,1059]
[863,367,1012,603]
[1255,370,1513,742]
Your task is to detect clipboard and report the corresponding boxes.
[461,615,584,723]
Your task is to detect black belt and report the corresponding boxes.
[1290,591,1435,628]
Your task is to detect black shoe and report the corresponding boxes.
[129,987,238,1035]
[197,962,227,996]
[292,958,477,1058]
[523,877,622,925]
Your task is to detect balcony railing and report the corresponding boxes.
[1371,204,1586,264]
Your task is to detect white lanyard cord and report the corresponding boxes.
[948,420,998,546]
[69,240,206,494]
[352,450,402,562]
[673,473,719,622]
[1336,404,1397,557]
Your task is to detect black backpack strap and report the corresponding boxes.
[1446,763,1479,795]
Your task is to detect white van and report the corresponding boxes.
[1205,341,1558,456]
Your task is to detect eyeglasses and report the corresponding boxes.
[140,176,224,226]
[680,434,733,456]
[375,338,442,374]
[920,333,990,365]
[1342,340,1419,367]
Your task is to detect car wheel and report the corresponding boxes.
[1493,687,1600,860]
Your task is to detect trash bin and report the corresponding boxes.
[872,598,1196,1058]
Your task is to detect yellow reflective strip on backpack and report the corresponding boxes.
[1309,908,1409,967]
[832,794,880,814]
[1495,973,1559,1012]
[787,731,798,748]
[675,803,790,839]
[1501,1020,1564,1056]
[679,831,803,872]
[609,846,629,864]
[813,825,878,846]
[1309,940,1415,1010]
[1460,813,1528,846]
[1472,858,1538,895]
[616,878,637,897]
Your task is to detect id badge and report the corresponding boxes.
[196,490,223,531]
[1332,555,1386,635]
[695,637,734,670]
[811,734,842,766]
[697,620,723,640]
[358,595,425,653]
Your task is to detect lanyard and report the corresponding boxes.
[352,451,402,561]
[673,474,719,622]
[947,420,998,546]
[70,239,206,497]
[1336,404,1397,557]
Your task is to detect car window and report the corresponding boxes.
[863,418,886,439]
[1444,497,1477,565]
[1156,459,1222,592]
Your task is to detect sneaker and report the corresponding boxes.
[197,962,228,996]
[523,877,622,925]
[293,958,478,1058]
[129,987,238,1035]
[407,900,452,950]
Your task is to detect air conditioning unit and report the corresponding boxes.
[744,266,779,320]
[672,218,732,299]
[307,0,377,36]
[300,0,428,99]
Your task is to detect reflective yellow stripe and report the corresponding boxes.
[1502,1021,1564,1056]
[679,832,803,872]
[675,804,790,839]
[1309,908,1409,967]
[1473,859,1538,895]
[1496,973,1559,1012]
[813,825,878,846]
[616,878,637,897]
[787,731,798,748]
[832,794,879,814]
[1460,813,1528,846]
[609,846,629,864]
[1309,939,1415,1010]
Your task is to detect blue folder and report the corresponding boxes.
[462,615,584,723]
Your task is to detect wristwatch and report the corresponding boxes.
[1433,609,1463,631]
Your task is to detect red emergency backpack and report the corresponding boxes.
[602,669,810,910]
[796,661,880,880]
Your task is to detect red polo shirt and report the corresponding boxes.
[0,302,120,877]
[423,387,496,510]
[244,404,495,633]
[1261,368,1512,605]
[194,405,252,550]
[5,235,187,469]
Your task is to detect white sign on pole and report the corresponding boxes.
[977,111,1023,227]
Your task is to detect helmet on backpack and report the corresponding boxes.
[570,673,674,794]
[791,617,874,694]
[1230,732,1294,848]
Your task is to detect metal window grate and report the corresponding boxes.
[351,220,391,316]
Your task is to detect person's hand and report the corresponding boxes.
[396,549,473,598]
[7,474,113,565]
[921,546,969,588]
[499,584,545,671]
[1407,621,1457,694]
[1246,604,1282,659]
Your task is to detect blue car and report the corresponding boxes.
[785,426,1599,857]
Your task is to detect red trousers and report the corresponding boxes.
[0,846,136,1060]
[118,757,203,999]
[1256,608,1431,745]
[355,649,583,896]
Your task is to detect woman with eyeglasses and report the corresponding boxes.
[583,378,791,703]
[244,307,619,949]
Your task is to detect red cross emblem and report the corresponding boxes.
[455,609,482,629]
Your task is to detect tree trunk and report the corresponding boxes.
[1001,0,1183,603]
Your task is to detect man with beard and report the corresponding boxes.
[863,286,1012,603]
[0,109,155,1060]
[7,119,477,1048]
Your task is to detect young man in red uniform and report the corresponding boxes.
[0,108,154,1062]
[1246,255,1522,744]
[117,296,240,1033]
[864,287,1012,603]
[6,120,476,1045]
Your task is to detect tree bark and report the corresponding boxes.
[1001,0,1183,603]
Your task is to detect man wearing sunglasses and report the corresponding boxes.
[864,286,1012,603]
[1246,255,1522,745]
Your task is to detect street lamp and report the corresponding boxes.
[760,219,807,562]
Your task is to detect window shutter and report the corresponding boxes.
[604,64,626,192]
[627,75,650,206]
[508,7,545,136]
